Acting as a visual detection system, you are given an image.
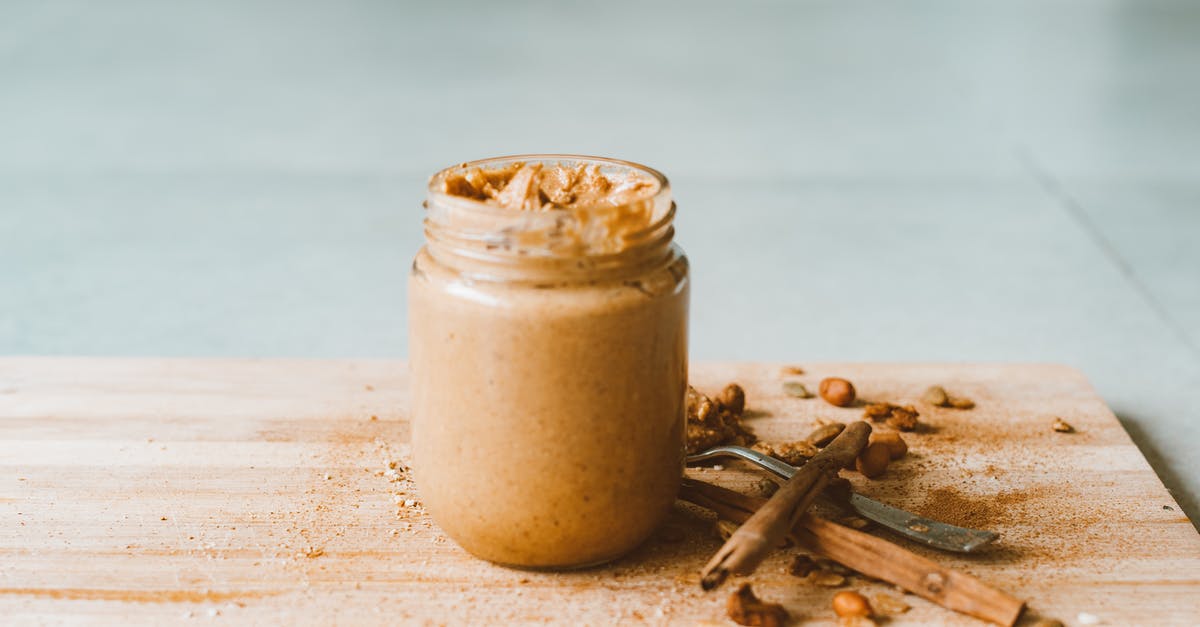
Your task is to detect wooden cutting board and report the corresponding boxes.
[2,358,1197,626]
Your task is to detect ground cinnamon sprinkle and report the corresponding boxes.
[917,487,1035,529]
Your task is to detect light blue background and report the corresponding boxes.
[2,1,1198,521]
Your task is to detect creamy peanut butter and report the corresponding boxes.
[410,156,689,568]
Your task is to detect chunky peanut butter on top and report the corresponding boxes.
[440,161,658,211]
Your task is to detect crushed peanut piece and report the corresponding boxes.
[753,440,818,466]
[686,385,757,454]
[727,584,789,627]
[863,403,920,431]
[781,366,806,376]
[1052,418,1075,433]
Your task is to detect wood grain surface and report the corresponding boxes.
[1,358,1197,626]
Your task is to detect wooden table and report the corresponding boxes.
[2,359,1197,625]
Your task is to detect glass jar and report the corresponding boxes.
[409,155,690,569]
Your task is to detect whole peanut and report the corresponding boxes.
[870,431,908,460]
[832,590,873,618]
[855,442,890,478]
[818,377,856,407]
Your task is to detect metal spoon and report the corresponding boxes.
[687,445,999,553]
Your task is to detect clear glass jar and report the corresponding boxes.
[408,155,690,569]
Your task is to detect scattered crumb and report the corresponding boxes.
[781,366,805,376]
[1052,417,1075,433]
[301,546,324,559]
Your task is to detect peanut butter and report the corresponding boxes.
[410,156,689,568]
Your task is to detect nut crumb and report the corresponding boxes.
[754,477,780,498]
[1031,619,1065,627]
[727,584,788,627]
[781,366,805,376]
[301,546,324,559]
[1052,417,1075,433]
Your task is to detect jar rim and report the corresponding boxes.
[425,153,671,219]
[424,154,675,260]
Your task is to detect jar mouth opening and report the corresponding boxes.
[427,153,670,215]
[424,154,675,258]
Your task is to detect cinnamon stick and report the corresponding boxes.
[698,421,870,589]
[680,479,1025,627]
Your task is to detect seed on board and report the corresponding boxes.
[783,381,814,398]
[921,385,949,406]
[806,422,846,447]
[819,378,857,407]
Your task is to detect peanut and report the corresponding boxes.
[832,590,873,618]
[855,442,890,478]
[870,431,908,460]
[819,377,856,407]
